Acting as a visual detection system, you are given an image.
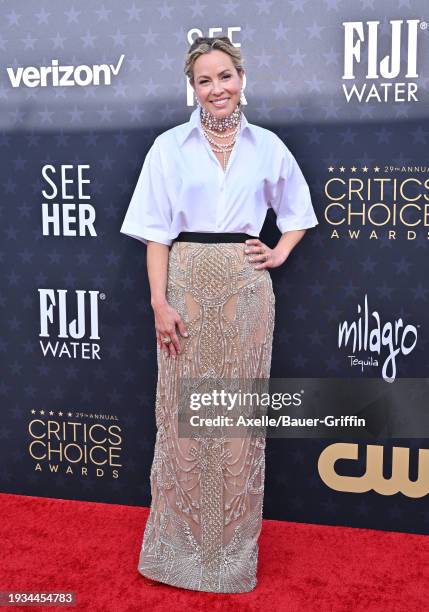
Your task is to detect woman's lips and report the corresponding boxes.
[211,98,229,107]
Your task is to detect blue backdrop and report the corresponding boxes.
[1,0,429,535]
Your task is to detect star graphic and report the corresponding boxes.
[65,7,81,23]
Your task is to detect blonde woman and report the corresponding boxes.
[120,36,318,593]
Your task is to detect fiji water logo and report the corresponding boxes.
[342,19,426,103]
[38,288,103,360]
[338,294,418,383]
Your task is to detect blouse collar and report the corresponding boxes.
[178,106,256,147]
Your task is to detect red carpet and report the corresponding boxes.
[0,493,428,612]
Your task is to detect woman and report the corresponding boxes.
[120,36,318,593]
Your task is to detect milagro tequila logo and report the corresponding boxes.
[6,55,124,88]
[338,294,418,382]
[39,289,103,359]
[342,19,425,103]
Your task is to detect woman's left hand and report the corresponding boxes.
[244,239,286,270]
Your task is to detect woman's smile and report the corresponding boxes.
[211,97,230,107]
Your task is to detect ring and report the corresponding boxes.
[161,336,172,344]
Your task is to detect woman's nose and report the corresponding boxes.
[211,81,224,94]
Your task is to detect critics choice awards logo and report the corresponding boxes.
[324,168,429,241]
[28,412,122,477]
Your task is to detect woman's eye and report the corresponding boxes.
[199,75,230,84]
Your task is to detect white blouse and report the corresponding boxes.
[120,107,318,246]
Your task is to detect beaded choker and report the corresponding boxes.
[200,104,242,132]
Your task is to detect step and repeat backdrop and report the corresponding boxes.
[1,0,429,534]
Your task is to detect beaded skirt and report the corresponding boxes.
[138,240,275,593]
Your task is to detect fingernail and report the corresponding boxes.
[183,331,189,337]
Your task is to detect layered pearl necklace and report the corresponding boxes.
[200,105,242,172]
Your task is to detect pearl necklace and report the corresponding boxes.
[199,104,242,171]
[203,125,238,139]
[202,124,240,172]
[200,104,242,132]
[200,110,241,172]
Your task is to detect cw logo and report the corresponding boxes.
[318,442,429,498]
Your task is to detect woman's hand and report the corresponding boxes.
[152,299,188,358]
[244,238,286,270]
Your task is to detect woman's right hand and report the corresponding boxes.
[152,299,188,358]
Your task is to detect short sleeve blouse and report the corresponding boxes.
[120,108,318,246]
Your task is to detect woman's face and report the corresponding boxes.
[192,49,244,118]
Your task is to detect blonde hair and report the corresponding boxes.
[184,36,244,85]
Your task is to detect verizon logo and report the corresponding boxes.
[6,54,125,88]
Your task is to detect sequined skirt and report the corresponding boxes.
[138,240,275,593]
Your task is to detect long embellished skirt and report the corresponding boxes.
[138,239,275,593]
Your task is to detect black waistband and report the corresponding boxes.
[173,231,258,244]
